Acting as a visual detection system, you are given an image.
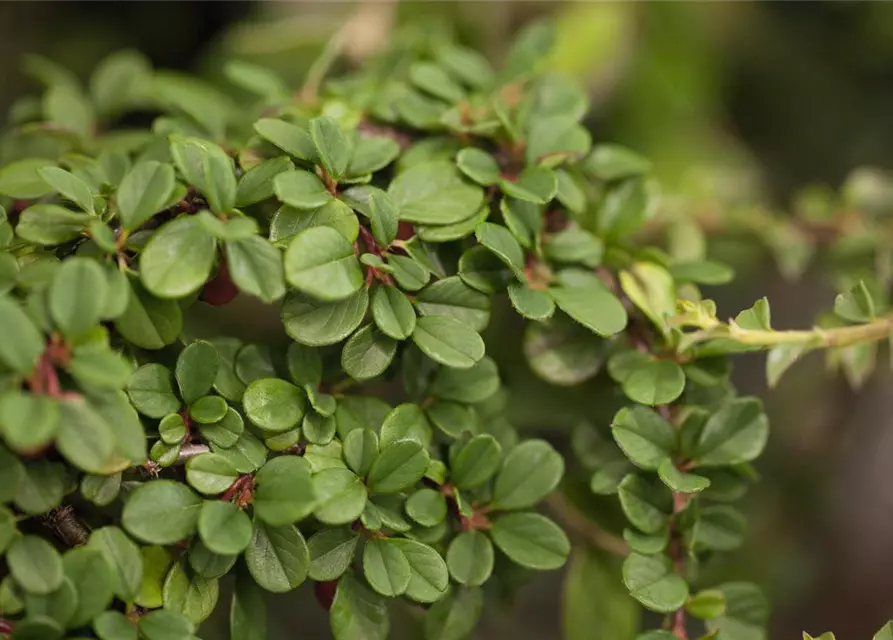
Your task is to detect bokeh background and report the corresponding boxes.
[5,1,893,637]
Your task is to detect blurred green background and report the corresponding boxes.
[6,1,893,637]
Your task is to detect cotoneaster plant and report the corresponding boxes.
[0,19,891,640]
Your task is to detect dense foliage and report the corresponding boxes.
[0,19,891,640]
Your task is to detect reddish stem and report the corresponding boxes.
[221,475,254,504]
[673,607,688,640]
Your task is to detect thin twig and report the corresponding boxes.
[544,493,629,557]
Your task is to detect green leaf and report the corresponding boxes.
[63,547,116,627]
[187,541,236,580]
[49,257,107,338]
[429,357,499,404]
[8,535,63,595]
[412,315,485,369]
[117,161,176,229]
[45,83,95,138]
[388,254,430,291]
[198,501,252,555]
[363,538,411,597]
[189,396,227,424]
[380,404,432,448]
[174,340,218,405]
[88,526,143,604]
[584,144,651,181]
[426,400,474,439]
[372,286,416,340]
[416,276,491,332]
[501,166,557,204]
[169,136,237,213]
[475,222,525,278]
[522,313,605,386]
[596,178,652,240]
[0,295,45,375]
[686,589,727,620]
[425,586,482,640]
[282,288,368,346]
[313,468,367,525]
[236,156,293,207]
[405,488,447,527]
[310,116,351,181]
[416,206,489,243]
[834,280,875,323]
[308,528,359,582]
[390,538,449,603]
[56,397,115,473]
[704,582,769,639]
[490,512,570,570]
[16,204,91,245]
[0,158,56,199]
[14,460,64,515]
[185,453,239,495]
[245,520,309,593]
[369,190,400,247]
[508,282,555,320]
[271,200,359,246]
[198,407,245,449]
[38,166,95,214]
[67,345,133,390]
[693,398,769,468]
[766,343,811,389]
[548,269,628,337]
[254,118,316,162]
[544,227,604,267]
[115,277,182,349]
[619,263,676,338]
[691,506,746,552]
[612,405,677,470]
[617,475,671,534]
[555,169,586,214]
[224,236,285,303]
[342,428,379,477]
[451,435,501,490]
[81,473,121,506]
[388,161,483,225]
[526,116,590,166]
[458,245,514,294]
[456,148,500,186]
[658,459,710,494]
[622,553,688,613]
[0,392,60,454]
[139,216,217,299]
[93,610,137,640]
[500,197,541,248]
[410,62,466,103]
[253,456,316,525]
[347,134,400,177]
[138,609,195,640]
[342,325,397,381]
[230,570,267,640]
[876,623,893,640]
[274,170,332,209]
[8,616,64,639]
[669,260,734,286]
[242,378,306,433]
[367,440,430,494]
[122,480,202,544]
[330,573,389,640]
[285,226,363,301]
[492,439,563,510]
[162,560,219,624]
[563,548,639,640]
[446,531,493,586]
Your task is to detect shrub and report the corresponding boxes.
[0,19,888,640]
